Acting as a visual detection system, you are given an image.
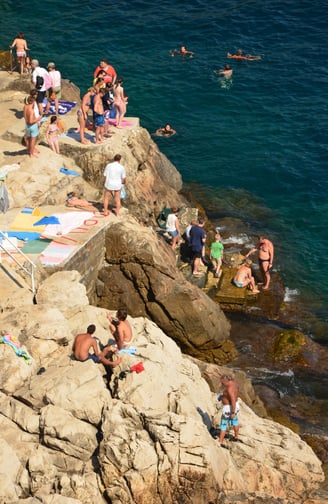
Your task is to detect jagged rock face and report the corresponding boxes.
[0,274,325,503]
[97,218,236,364]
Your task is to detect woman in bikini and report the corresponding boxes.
[77,87,95,144]
[113,77,126,128]
[46,115,60,154]
[10,32,29,75]
[233,259,259,293]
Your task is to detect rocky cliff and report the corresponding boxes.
[0,272,324,503]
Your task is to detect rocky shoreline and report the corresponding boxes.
[0,71,327,503]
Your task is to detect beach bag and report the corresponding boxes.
[35,75,44,90]
[44,72,52,90]
[121,186,127,199]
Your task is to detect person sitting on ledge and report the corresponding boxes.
[155,124,176,137]
[227,49,261,61]
[170,45,194,58]
[72,324,122,366]
[232,259,260,293]
[107,309,133,350]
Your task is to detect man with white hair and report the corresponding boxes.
[31,59,49,115]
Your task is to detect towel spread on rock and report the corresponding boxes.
[40,242,77,265]
[0,334,32,364]
[118,346,137,355]
[6,231,41,242]
[42,99,77,115]
[42,211,94,237]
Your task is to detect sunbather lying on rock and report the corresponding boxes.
[66,192,98,211]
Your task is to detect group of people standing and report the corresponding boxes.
[77,58,128,145]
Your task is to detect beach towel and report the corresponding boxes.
[42,99,77,116]
[118,346,137,355]
[21,207,44,216]
[10,212,46,233]
[59,167,80,177]
[0,162,21,179]
[40,242,77,265]
[107,119,133,127]
[0,334,32,364]
[33,216,60,226]
[6,231,41,242]
[21,238,52,254]
[42,211,94,237]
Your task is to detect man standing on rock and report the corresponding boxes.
[103,154,126,217]
[218,374,240,446]
[31,59,49,116]
[189,218,206,276]
[245,235,274,290]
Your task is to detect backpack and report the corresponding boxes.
[35,75,44,90]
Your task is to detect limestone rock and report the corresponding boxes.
[35,270,89,312]
[0,437,25,501]
[97,218,234,363]
[40,405,98,461]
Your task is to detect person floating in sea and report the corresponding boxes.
[227,49,261,61]
[233,259,260,293]
[245,235,274,289]
[155,124,176,137]
[217,374,240,446]
[170,45,194,58]
[10,32,29,75]
[214,64,233,78]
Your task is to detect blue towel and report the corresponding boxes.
[6,231,41,241]
[59,168,80,177]
[21,207,34,214]
[33,216,60,226]
[118,346,137,355]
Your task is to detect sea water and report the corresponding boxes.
[1,0,327,337]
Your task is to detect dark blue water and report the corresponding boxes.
[1,0,327,335]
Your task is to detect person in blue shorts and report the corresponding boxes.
[189,218,206,276]
[72,324,121,367]
[218,374,240,446]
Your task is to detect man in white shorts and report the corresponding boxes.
[103,154,126,217]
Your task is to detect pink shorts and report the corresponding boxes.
[16,51,26,58]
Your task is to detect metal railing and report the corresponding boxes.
[0,231,37,294]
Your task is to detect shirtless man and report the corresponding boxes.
[233,259,259,293]
[218,374,240,445]
[93,88,105,144]
[155,124,176,136]
[107,309,132,350]
[227,49,261,61]
[215,64,233,78]
[72,324,122,367]
[23,96,42,157]
[245,235,274,289]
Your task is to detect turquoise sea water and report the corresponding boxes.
[1,0,327,336]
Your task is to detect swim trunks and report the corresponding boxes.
[79,354,100,363]
[233,280,244,288]
[220,403,240,431]
[25,123,39,138]
[94,113,105,127]
[259,258,270,264]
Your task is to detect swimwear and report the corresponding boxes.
[25,123,39,138]
[233,280,244,288]
[259,258,270,264]
[168,230,179,238]
[16,51,26,58]
[80,354,100,363]
[220,403,240,431]
[94,113,105,127]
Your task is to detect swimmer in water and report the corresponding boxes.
[170,45,194,58]
[214,64,233,78]
[227,49,261,61]
[155,124,176,137]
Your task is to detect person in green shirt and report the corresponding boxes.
[210,233,224,278]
